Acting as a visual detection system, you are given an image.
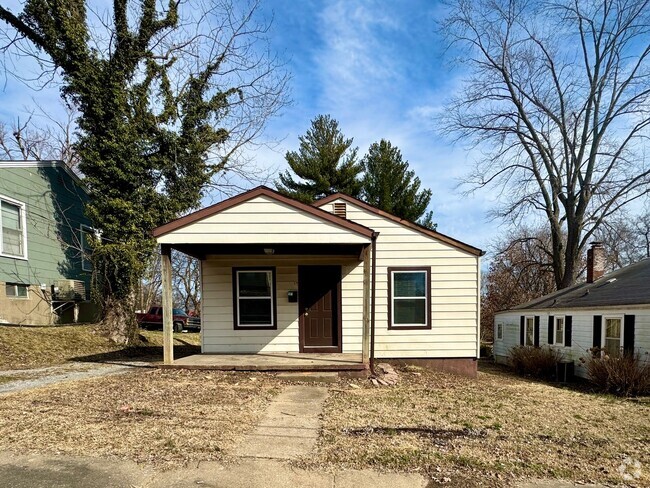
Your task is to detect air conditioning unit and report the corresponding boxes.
[53,280,86,301]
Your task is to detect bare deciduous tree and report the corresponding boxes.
[138,252,162,314]
[441,0,650,289]
[172,250,200,314]
[0,102,79,169]
[482,228,557,340]
[595,207,650,269]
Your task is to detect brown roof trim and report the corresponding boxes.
[315,193,484,256]
[152,186,375,239]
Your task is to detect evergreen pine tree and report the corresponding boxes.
[276,115,363,202]
[361,139,436,229]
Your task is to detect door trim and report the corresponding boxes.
[298,265,343,353]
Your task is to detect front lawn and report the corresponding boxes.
[308,363,650,487]
[0,369,279,466]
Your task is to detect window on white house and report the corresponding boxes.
[525,317,535,346]
[234,269,275,328]
[604,317,622,356]
[555,316,565,346]
[80,226,93,272]
[389,268,430,329]
[6,283,28,298]
[496,323,504,340]
[0,198,26,258]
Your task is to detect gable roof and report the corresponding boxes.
[152,186,376,239]
[315,193,484,257]
[507,258,650,311]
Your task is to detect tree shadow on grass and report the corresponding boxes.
[68,339,201,367]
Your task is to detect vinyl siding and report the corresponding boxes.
[494,308,650,379]
[157,195,370,245]
[201,255,363,353]
[323,199,480,359]
[0,164,90,288]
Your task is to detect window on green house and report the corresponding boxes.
[1,197,26,258]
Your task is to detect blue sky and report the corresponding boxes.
[0,0,499,253]
[252,0,498,251]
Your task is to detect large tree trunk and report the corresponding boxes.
[102,295,139,345]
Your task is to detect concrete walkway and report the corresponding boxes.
[0,361,150,394]
[232,385,327,459]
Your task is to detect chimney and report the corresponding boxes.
[587,242,605,283]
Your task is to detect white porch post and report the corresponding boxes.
[161,244,174,365]
[361,244,371,365]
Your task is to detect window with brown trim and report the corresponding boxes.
[387,267,431,329]
[232,267,277,329]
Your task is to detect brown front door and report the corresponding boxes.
[298,265,341,352]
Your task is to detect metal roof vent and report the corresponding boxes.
[333,202,346,219]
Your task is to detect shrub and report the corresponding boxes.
[508,346,563,380]
[582,350,650,397]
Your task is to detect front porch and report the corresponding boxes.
[161,352,366,371]
[152,187,379,371]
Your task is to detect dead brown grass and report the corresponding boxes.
[0,369,280,467]
[0,325,200,370]
[308,363,650,487]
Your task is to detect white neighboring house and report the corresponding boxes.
[494,243,650,379]
[152,186,484,376]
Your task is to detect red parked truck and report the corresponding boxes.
[136,306,201,332]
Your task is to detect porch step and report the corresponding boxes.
[275,372,339,383]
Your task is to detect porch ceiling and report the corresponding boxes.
[169,243,367,260]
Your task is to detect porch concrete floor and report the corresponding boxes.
[162,353,366,371]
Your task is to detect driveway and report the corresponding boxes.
[0,361,152,394]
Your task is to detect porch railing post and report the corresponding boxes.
[161,244,174,365]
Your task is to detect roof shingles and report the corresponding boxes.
[511,258,650,310]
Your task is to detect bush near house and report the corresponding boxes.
[508,346,563,380]
[582,350,650,397]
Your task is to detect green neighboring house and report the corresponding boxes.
[0,160,97,325]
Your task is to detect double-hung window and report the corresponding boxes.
[388,267,431,329]
[0,196,27,259]
[604,317,622,356]
[496,323,504,341]
[554,316,565,346]
[233,268,276,329]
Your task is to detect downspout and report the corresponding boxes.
[370,232,378,373]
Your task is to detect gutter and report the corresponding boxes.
[369,232,378,372]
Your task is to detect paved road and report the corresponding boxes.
[0,453,427,488]
[0,452,607,488]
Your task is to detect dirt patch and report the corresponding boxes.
[0,325,200,370]
[305,363,650,487]
[0,369,280,467]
